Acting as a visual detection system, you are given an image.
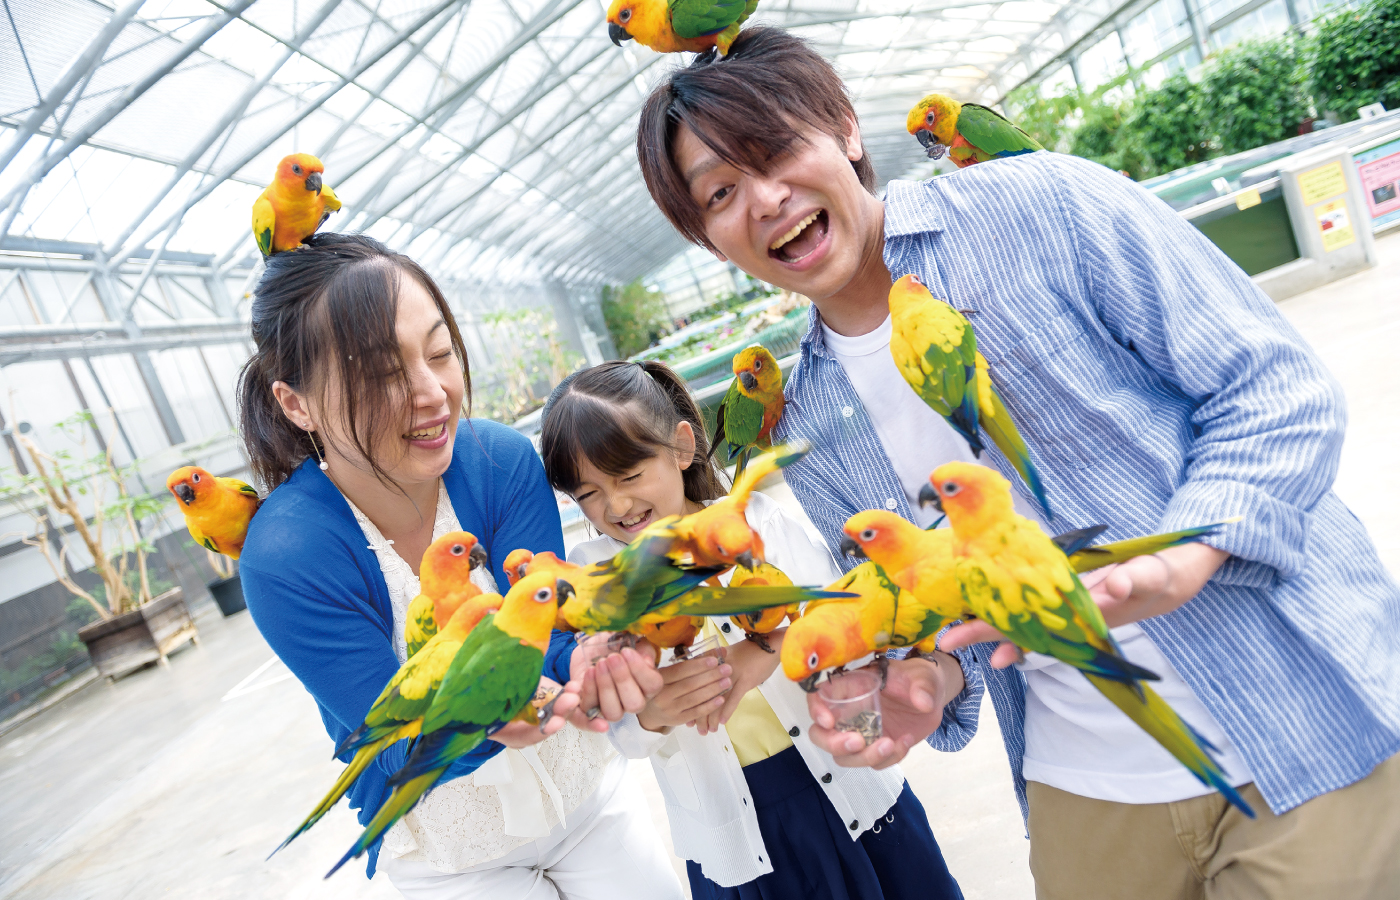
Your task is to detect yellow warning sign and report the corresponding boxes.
[1315,199,1355,252]
[1299,161,1347,206]
[1235,189,1262,210]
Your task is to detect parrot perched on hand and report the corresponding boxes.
[327,570,565,877]
[906,93,1043,168]
[251,153,341,256]
[728,561,801,653]
[923,461,1253,817]
[888,274,1050,517]
[780,561,909,691]
[274,587,503,856]
[712,345,785,478]
[606,0,758,56]
[166,466,261,559]
[404,532,492,658]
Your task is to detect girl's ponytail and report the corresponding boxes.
[636,360,727,501]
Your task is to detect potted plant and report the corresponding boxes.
[2,412,199,681]
[205,549,246,616]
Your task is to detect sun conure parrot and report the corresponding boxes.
[888,274,1051,517]
[606,0,758,56]
[906,93,1043,168]
[728,561,801,653]
[274,587,503,857]
[166,466,261,559]
[404,532,492,658]
[327,570,565,877]
[251,153,341,256]
[780,561,909,691]
[922,461,1253,817]
[502,548,535,586]
[712,344,785,478]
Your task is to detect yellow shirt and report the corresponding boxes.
[703,620,792,767]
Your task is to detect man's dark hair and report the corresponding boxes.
[637,27,876,250]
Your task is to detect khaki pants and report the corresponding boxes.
[1026,752,1400,900]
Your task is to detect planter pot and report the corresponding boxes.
[77,588,200,681]
[207,574,247,617]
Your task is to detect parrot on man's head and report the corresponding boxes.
[166,466,261,559]
[924,460,1253,818]
[906,93,1043,168]
[252,153,341,256]
[606,0,758,56]
[712,344,785,478]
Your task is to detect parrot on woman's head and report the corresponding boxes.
[606,0,758,56]
[712,344,785,478]
[404,532,494,658]
[888,274,1051,517]
[166,466,261,559]
[252,153,341,256]
[327,570,565,877]
[906,93,1043,168]
[924,461,1253,817]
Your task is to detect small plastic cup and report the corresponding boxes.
[670,634,728,666]
[575,632,637,667]
[818,669,883,746]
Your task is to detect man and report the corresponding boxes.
[634,26,1400,899]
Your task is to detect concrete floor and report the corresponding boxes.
[0,230,1395,899]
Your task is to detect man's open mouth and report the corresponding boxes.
[768,209,829,263]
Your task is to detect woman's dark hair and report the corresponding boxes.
[236,233,471,489]
[540,359,726,504]
[637,26,877,250]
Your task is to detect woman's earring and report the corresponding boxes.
[308,429,329,471]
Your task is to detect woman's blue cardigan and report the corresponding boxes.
[240,419,571,877]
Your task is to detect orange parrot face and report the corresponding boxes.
[275,153,327,196]
[840,510,910,564]
[690,504,763,569]
[167,466,215,508]
[907,94,962,160]
[420,531,489,586]
[920,462,1009,526]
[606,0,638,44]
[502,548,534,586]
[781,619,839,689]
[732,345,781,397]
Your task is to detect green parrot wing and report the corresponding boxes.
[720,376,765,449]
[252,194,275,257]
[957,104,1044,157]
[658,584,856,620]
[403,593,437,659]
[668,0,748,38]
[421,616,544,736]
[890,301,980,448]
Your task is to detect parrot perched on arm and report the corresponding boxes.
[251,153,341,256]
[780,561,909,691]
[922,461,1253,817]
[670,442,808,572]
[906,93,1043,168]
[728,561,802,653]
[166,466,261,559]
[327,570,565,877]
[888,274,1051,517]
[404,532,492,658]
[712,344,785,478]
[606,0,758,56]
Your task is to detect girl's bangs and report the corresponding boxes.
[543,394,669,495]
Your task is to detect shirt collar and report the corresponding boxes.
[882,179,945,237]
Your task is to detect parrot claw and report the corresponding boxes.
[876,653,889,690]
[927,142,949,161]
[745,632,775,654]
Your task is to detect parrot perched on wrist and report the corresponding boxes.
[670,442,807,572]
[780,561,909,691]
[606,0,758,57]
[166,466,261,559]
[712,345,785,479]
[252,153,341,256]
[888,274,1051,517]
[923,461,1253,817]
[728,561,801,652]
[906,93,1043,167]
[327,570,565,877]
[404,532,492,658]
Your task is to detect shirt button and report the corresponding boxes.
[842,405,854,418]
[849,820,859,831]
[788,725,799,737]
[885,498,897,510]
[822,773,833,784]
[742,797,748,806]
[721,622,731,633]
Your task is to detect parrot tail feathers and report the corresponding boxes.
[1055,636,1161,685]
[272,737,390,858]
[1051,524,1110,558]
[678,585,857,617]
[389,729,488,787]
[1069,518,1243,573]
[325,768,444,878]
[979,386,1050,519]
[1086,675,1255,818]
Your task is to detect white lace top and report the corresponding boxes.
[344,480,616,872]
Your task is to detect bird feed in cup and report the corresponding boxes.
[670,634,728,666]
[575,631,638,667]
[818,668,883,746]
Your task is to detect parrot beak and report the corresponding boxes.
[173,482,195,505]
[468,543,489,569]
[555,579,575,605]
[918,482,943,511]
[739,371,758,392]
[304,171,322,194]
[839,536,866,559]
[734,550,755,570]
[798,672,822,693]
[915,129,933,149]
[608,22,632,46]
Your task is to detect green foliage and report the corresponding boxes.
[476,308,583,424]
[1308,0,1400,120]
[1119,74,1215,177]
[1199,38,1309,155]
[601,279,671,359]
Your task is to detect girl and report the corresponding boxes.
[236,234,682,899]
[540,359,964,900]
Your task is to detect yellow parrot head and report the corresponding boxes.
[608,0,646,45]
[887,273,934,316]
[906,94,962,158]
[921,462,1014,527]
[840,509,914,566]
[781,615,842,688]
[420,531,489,590]
[167,465,216,509]
[274,153,328,196]
[689,502,764,569]
[502,548,534,586]
[495,570,570,648]
[732,344,782,397]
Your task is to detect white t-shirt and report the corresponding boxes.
[822,312,1253,804]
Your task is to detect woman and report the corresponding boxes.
[237,233,683,898]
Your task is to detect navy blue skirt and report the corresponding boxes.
[686,746,964,900]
